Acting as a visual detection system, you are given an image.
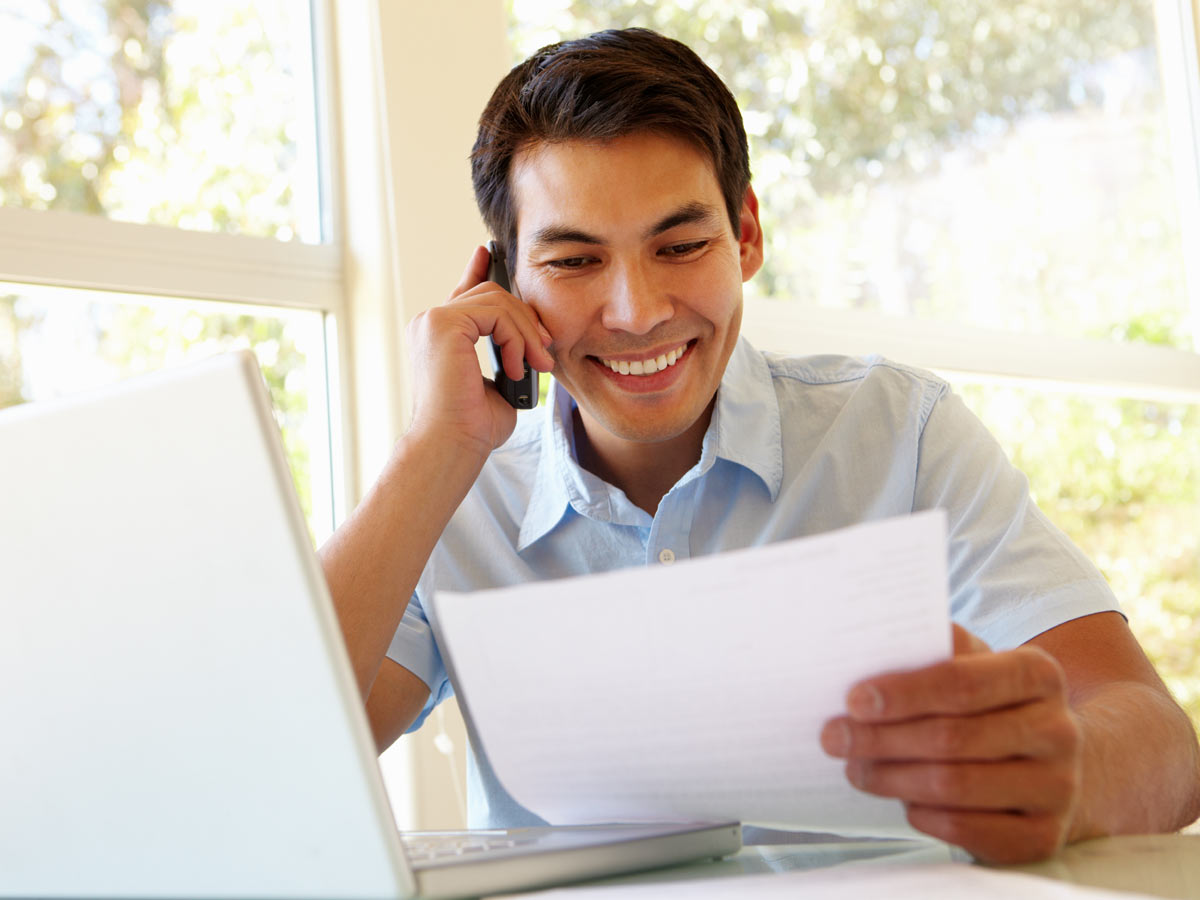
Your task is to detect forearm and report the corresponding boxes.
[1069,681,1200,841]
[319,430,487,699]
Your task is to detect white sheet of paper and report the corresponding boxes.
[430,510,952,833]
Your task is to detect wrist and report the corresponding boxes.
[400,420,494,468]
[389,424,491,493]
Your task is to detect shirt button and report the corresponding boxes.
[658,548,676,565]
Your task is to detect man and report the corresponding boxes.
[320,28,1200,863]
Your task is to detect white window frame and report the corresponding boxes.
[324,0,513,830]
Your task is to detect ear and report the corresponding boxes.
[737,185,764,282]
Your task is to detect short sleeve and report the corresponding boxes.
[386,591,454,733]
[913,388,1121,650]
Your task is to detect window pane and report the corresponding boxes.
[954,379,1200,726]
[0,0,320,242]
[0,284,334,542]
[510,1,1195,352]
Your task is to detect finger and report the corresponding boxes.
[846,646,1067,723]
[486,306,555,377]
[498,306,556,375]
[437,284,555,376]
[508,300,556,369]
[844,757,1079,814]
[448,245,492,300]
[905,806,1068,864]
[494,327,531,383]
[444,252,555,372]
[953,624,990,655]
[821,699,1080,761]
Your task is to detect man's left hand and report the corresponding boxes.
[820,625,1083,863]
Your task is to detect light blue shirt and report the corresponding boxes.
[387,337,1119,827]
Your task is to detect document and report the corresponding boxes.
[430,510,952,834]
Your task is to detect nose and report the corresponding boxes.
[599,260,674,335]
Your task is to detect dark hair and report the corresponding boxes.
[471,28,751,269]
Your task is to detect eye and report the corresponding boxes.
[659,240,709,258]
[547,256,595,270]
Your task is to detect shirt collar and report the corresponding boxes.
[516,336,782,551]
[702,336,783,500]
[516,382,593,551]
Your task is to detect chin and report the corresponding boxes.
[585,403,706,446]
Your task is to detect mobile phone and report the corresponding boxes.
[486,240,538,409]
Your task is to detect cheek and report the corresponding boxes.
[527,297,562,333]
[690,282,743,330]
[673,256,743,321]
[525,298,580,364]
[526,284,596,348]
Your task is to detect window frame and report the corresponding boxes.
[323,0,513,831]
[0,0,507,831]
[0,206,342,310]
[739,304,1200,402]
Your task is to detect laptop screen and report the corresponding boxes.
[0,353,413,898]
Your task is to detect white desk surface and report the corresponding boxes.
[505,829,1200,899]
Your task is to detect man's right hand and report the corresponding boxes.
[320,245,553,711]
[405,245,555,461]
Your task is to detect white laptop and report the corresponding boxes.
[0,352,740,899]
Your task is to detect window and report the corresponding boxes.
[0,0,320,239]
[2,0,508,833]
[508,0,1200,728]
[0,0,338,540]
[0,283,332,529]
[1,0,480,831]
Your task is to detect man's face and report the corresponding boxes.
[509,132,763,452]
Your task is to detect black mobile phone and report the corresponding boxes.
[486,240,538,409]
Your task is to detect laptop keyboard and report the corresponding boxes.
[401,830,538,864]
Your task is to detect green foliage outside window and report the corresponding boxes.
[958,381,1200,721]
[0,289,321,530]
[0,1,322,534]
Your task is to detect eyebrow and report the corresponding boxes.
[526,201,725,253]
[647,202,723,238]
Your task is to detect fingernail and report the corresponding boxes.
[847,683,884,719]
[536,321,553,347]
[820,720,851,757]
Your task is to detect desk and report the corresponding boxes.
[509,831,1200,899]
[1005,834,1200,899]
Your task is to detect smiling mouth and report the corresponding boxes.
[597,342,690,376]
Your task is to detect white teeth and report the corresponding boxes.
[601,344,687,377]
